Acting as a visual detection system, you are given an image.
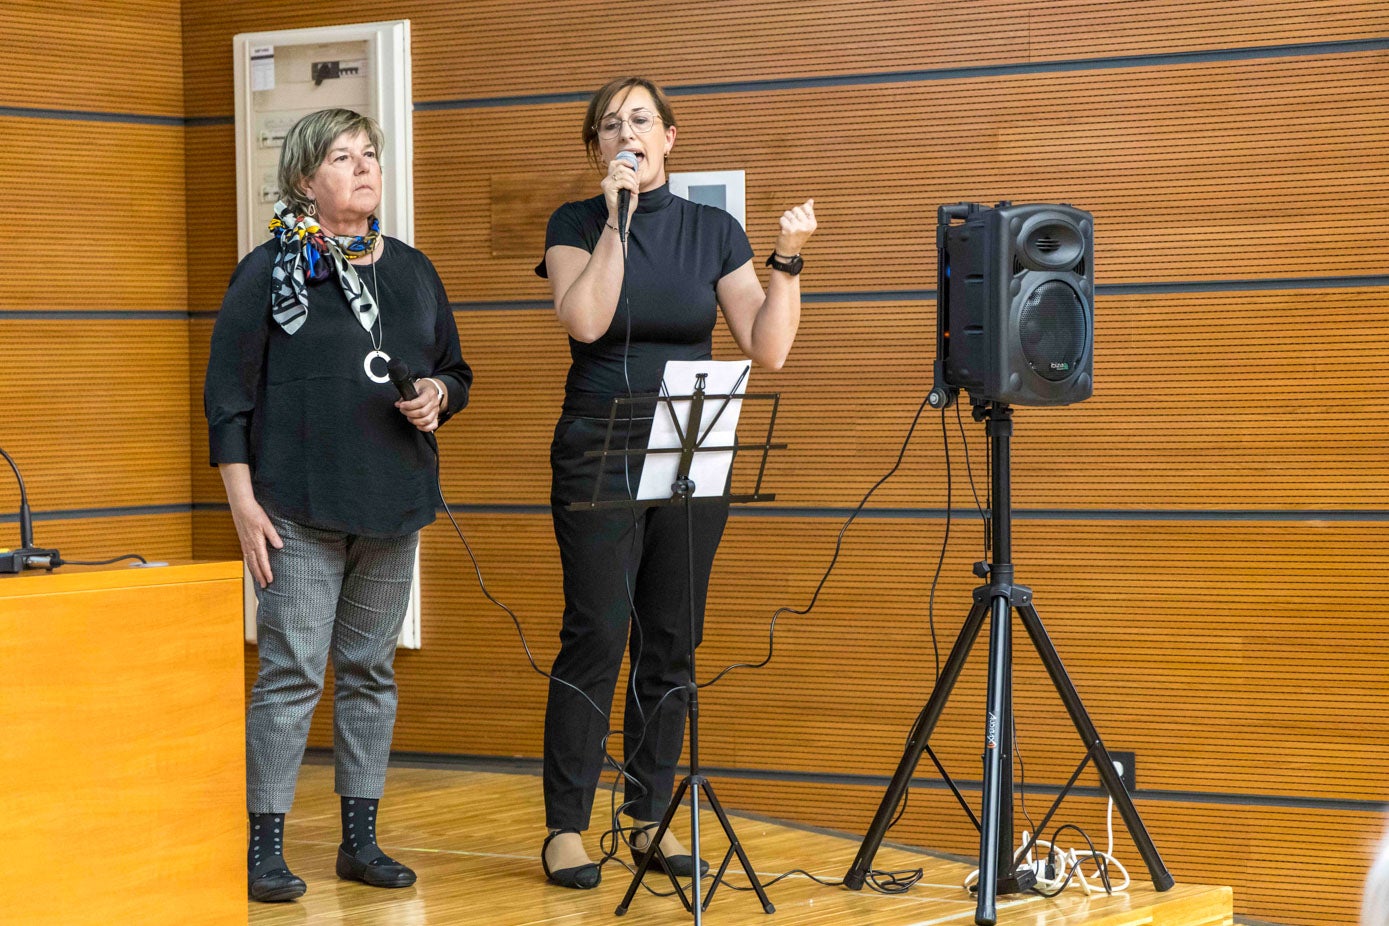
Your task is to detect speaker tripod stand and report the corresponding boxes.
[843,401,1173,925]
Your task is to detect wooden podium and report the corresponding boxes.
[1,561,247,926]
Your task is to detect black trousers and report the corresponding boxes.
[543,412,729,831]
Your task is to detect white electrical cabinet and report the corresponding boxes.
[233,20,413,256]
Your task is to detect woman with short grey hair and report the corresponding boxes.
[205,107,472,903]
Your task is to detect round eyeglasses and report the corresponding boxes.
[595,110,661,140]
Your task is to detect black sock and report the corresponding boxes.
[341,796,385,861]
[249,812,288,876]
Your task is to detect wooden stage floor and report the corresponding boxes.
[250,762,1233,926]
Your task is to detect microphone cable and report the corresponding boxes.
[700,389,938,689]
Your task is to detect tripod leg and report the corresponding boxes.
[845,598,989,889]
[616,776,693,916]
[974,592,1014,926]
[690,772,703,925]
[1017,602,1175,891]
[699,778,775,913]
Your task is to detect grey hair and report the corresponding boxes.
[277,109,385,213]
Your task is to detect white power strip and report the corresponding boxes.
[961,763,1132,898]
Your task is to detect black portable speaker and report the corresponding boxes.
[940,203,1094,406]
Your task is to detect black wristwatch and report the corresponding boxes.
[765,251,804,276]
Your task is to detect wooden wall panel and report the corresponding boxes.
[413,54,1389,302]
[0,0,183,116]
[342,514,1389,801]
[0,319,191,514]
[185,125,237,316]
[402,287,1389,512]
[188,317,225,506]
[0,117,187,312]
[177,0,1389,117]
[1,9,194,603]
[3,513,193,564]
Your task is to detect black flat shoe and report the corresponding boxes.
[542,831,601,889]
[631,844,710,880]
[336,846,417,888]
[248,860,306,903]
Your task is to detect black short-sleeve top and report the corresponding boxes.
[536,183,754,407]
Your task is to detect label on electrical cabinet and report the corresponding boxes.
[250,45,275,91]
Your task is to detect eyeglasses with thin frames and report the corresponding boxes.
[595,109,661,140]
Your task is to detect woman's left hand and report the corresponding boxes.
[773,199,817,257]
[396,377,447,432]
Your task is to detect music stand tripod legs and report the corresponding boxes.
[615,479,775,922]
[842,402,1173,925]
[605,373,778,923]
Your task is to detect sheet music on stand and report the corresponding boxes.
[636,359,751,500]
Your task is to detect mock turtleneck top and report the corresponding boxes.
[536,182,754,407]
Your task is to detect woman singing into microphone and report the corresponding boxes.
[535,76,817,889]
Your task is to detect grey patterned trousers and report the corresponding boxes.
[245,512,418,813]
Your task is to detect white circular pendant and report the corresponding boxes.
[364,349,392,384]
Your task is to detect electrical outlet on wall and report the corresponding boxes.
[1109,750,1136,792]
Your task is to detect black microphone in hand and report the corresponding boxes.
[615,150,639,242]
[386,358,418,401]
[388,357,440,450]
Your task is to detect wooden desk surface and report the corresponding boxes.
[0,558,241,598]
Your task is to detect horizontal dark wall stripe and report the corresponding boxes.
[136,502,1389,523]
[450,275,1389,311]
[0,104,184,126]
[15,38,1387,125]
[366,750,1389,815]
[9,274,1385,321]
[1103,275,1389,295]
[449,300,552,313]
[739,507,1389,522]
[415,37,1389,112]
[414,90,591,111]
[0,310,189,320]
[0,503,191,523]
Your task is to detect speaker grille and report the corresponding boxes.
[1019,281,1087,381]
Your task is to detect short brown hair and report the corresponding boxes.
[277,108,385,213]
[582,77,677,170]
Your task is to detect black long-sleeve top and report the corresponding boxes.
[205,237,472,537]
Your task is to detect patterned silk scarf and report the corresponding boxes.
[268,201,382,336]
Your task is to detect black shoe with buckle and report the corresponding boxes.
[336,845,417,888]
[248,856,307,903]
[631,825,710,879]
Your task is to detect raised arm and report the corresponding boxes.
[717,199,817,370]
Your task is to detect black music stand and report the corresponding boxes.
[566,369,782,923]
[842,400,1174,924]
